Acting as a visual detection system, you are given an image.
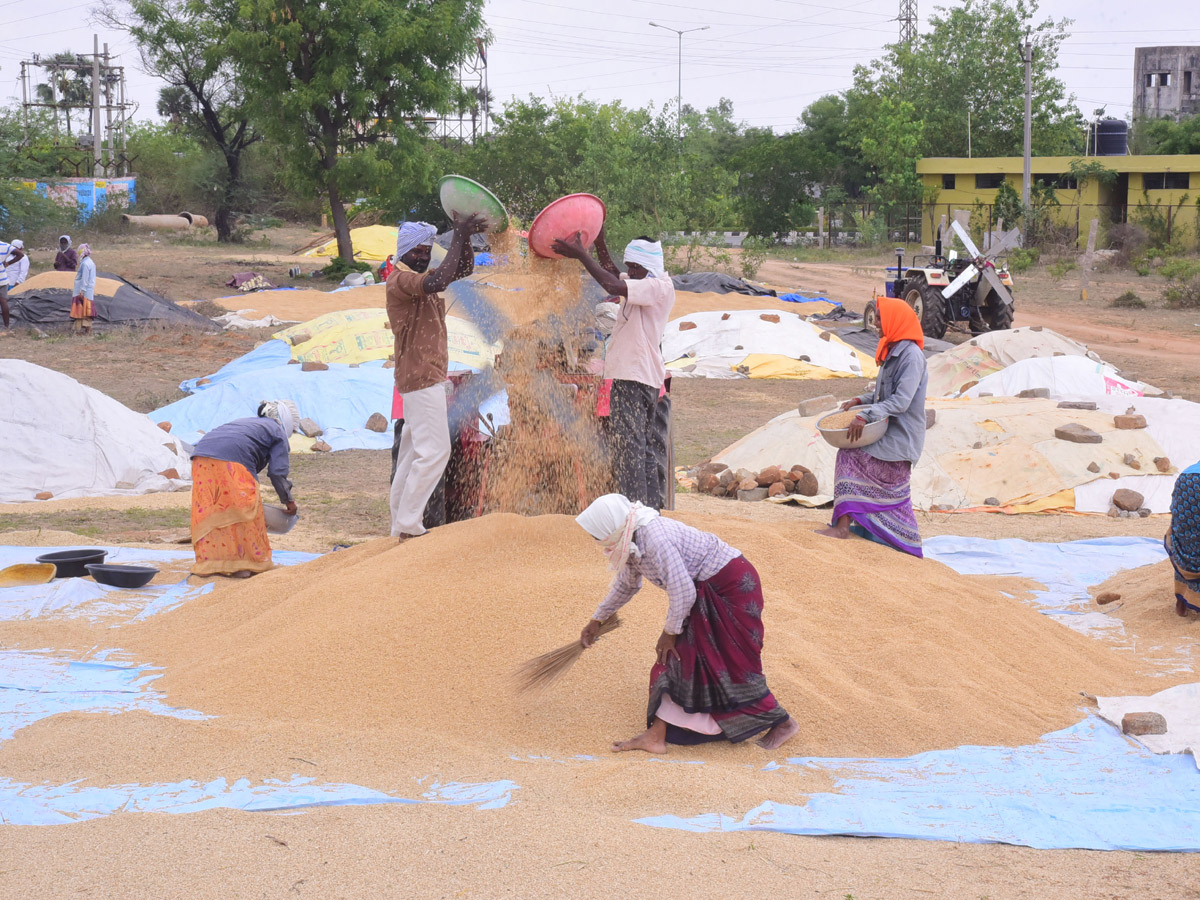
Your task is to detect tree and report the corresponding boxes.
[1133,115,1200,155]
[100,0,261,242]
[847,0,1083,160]
[217,0,486,262]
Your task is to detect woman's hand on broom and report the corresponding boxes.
[580,619,604,648]
[656,631,680,665]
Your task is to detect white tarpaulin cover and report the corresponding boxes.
[925,326,1098,397]
[0,359,192,502]
[963,355,1159,399]
[714,396,1181,513]
[1096,683,1200,767]
[662,309,877,380]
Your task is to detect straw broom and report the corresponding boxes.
[513,616,621,694]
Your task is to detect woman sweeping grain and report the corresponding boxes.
[817,295,928,557]
[1167,458,1200,618]
[189,400,299,577]
[576,494,798,753]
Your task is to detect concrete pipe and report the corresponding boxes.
[177,211,210,227]
[122,214,192,230]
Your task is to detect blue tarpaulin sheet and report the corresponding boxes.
[639,718,1200,850]
[778,293,839,306]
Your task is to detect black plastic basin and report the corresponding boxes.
[85,563,159,589]
[35,549,108,578]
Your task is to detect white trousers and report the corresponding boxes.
[389,382,451,537]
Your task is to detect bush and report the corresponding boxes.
[1007,247,1040,274]
[1111,291,1146,309]
[1049,259,1076,279]
[1107,222,1149,269]
[1158,258,1200,281]
[1164,276,1200,308]
[739,235,771,280]
[319,257,373,280]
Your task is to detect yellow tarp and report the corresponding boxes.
[739,352,878,380]
[273,308,500,369]
[304,225,399,262]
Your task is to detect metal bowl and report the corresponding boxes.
[264,504,299,535]
[85,564,159,589]
[35,549,108,579]
[816,411,889,449]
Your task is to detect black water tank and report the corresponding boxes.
[1095,118,1128,156]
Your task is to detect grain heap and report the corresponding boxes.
[1090,561,1199,667]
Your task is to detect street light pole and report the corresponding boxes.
[649,21,709,143]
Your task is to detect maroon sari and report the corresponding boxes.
[648,555,790,744]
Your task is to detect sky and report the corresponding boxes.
[2,0,1198,133]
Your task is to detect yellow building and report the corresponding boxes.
[915,155,1200,248]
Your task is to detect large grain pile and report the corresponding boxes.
[1090,560,1199,668]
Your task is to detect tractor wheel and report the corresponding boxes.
[972,291,1015,334]
[863,300,879,334]
[903,275,948,340]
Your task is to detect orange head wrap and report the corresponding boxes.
[875,295,925,364]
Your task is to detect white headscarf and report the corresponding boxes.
[623,239,666,278]
[396,221,437,261]
[59,235,72,249]
[260,399,299,436]
[11,239,22,250]
[576,493,660,571]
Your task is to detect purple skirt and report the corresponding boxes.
[831,447,923,557]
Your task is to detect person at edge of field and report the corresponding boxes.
[386,213,487,542]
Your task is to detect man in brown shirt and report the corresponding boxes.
[386,213,486,539]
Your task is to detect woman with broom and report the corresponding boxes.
[576,494,798,753]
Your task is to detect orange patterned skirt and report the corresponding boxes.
[190,457,274,576]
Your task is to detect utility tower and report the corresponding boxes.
[899,0,917,43]
[18,35,134,177]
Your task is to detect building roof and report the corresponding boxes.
[916,155,1200,174]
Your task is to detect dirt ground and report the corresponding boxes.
[2,229,1199,898]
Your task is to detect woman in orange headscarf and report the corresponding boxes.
[817,296,928,556]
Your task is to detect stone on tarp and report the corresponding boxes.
[759,313,781,324]
[795,472,819,496]
[1018,387,1050,399]
[738,487,768,502]
[798,395,837,417]
[299,417,323,438]
[1114,414,1147,430]
[158,468,180,480]
[288,331,313,346]
[1087,462,1101,473]
[678,321,697,331]
[1154,456,1172,473]
[738,478,758,493]
[1054,423,1102,444]
[311,440,332,452]
[925,409,936,429]
[768,481,789,498]
[1123,453,1141,470]
[287,358,300,365]
[301,361,329,372]
[157,421,172,433]
[1122,711,1168,736]
[365,412,388,433]
[983,497,1000,507]
[1058,401,1097,410]
[35,491,53,500]
[1112,488,1145,512]
[781,478,795,493]
[756,466,784,487]
[818,331,832,342]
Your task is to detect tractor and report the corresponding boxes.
[864,219,1016,340]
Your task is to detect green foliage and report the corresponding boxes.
[847,0,1083,161]
[993,182,1024,233]
[857,97,925,210]
[1162,259,1200,308]
[1111,291,1145,309]
[739,236,771,279]
[1159,258,1200,281]
[1049,258,1076,279]
[319,257,374,280]
[1067,158,1119,189]
[217,0,485,262]
[1129,192,1193,251]
[1008,247,1040,273]
[1132,115,1200,155]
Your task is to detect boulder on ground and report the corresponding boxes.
[1112,488,1145,512]
[1054,423,1102,444]
[737,478,758,492]
[738,487,769,502]
[795,472,819,496]
[781,478,795,494]
[299,417,323,438]
[312,440,332,452]
[768,482,789,498]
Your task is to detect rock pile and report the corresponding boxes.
[688,461,818,501]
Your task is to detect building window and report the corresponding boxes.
[975,173,1006,189]
[1039,174,1078,191]
[1146,73,1154,87]
[942,174,956,190]
[1186,71,1194,94]
[1146,72,1173,87]
[1143,172,1190,190]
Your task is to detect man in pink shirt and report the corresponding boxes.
[553,229,675,508]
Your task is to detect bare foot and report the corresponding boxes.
[231,570,255,579]
[815,525,850,539]
[756,717,799,751]
[612,719,668,754]
[1178,596,1190,618]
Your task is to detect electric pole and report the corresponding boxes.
[898,0,917,43]
[649,21,710,144]
[1021,35,1033,209]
